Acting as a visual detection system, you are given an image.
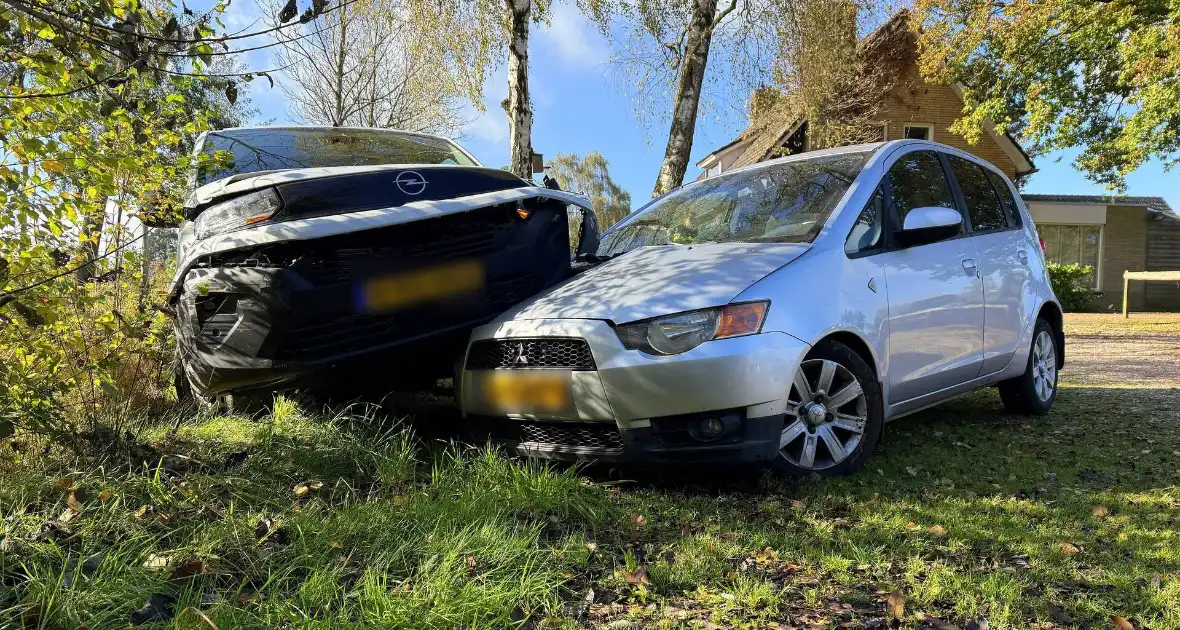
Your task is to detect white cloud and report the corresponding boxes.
[537,5,608,68]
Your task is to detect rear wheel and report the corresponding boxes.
[771,340,883,477]
[998,318,1058,415]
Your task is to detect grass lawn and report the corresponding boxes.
[2,315,1178,629]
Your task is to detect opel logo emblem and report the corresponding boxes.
[394,170,427,195]
[512,342,530,366]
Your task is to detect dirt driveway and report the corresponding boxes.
[1061,313,1180,388]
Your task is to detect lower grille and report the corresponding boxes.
[271,272,542,362]
[466,338,595,370]
[478,419,624,451]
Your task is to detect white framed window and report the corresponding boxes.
[903,123,934,141]
[1038,224,1104,290]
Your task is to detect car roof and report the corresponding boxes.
[208,125,461,145]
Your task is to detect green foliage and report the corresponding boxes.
[1047,262,1095,312]
[4,341,1180,629]
[0,0,250,440]
[549,151,632,229]
[915,0,1180,190]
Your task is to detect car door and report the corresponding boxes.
[945,155,1029,374]
[879,149,985,403]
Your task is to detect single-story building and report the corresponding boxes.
[695,11,1180,311]
[1022,195,1180,312]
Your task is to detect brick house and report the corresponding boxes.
[695,11,1180,311]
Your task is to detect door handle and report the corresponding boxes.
[962,258,977,271]
[1017,250,1028,264]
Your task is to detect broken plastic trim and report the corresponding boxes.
[169,186,593,301]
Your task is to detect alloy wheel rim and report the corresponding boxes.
[1032,330,1057,402]
[780,358,868,470]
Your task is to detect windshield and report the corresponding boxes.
[597,151,871,257]
[196,128,477,185]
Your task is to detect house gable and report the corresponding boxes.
[699,11,1034,179]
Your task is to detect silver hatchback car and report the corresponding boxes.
[458,140,1064,476]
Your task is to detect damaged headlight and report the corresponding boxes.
[615,301,769,355]
[193,188,282,240]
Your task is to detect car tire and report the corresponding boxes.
[998,318,1059,416]
[771,339,884,477]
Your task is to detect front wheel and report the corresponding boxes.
[771,340,884,477]
[998,318,1058,415]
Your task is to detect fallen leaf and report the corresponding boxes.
[1046,603,1072,625]
[58,507,78,523]
[1111,616,1134,630]
[754,546,779,563]
[57,477,74,490]
[1150,573,1161,590]
[327,540,343,550]
[99,491,114,503]
[586,542,597,555]
[788,499,806,510]
[143,554,169,570]
[886,589,905,619]
[293,480,323,497]
[630,513,647,527]
[905,521,921,531]
[1059,542,1079,555]
[623,565,650,584]
[67,491,84,513]
[466,555,477,576]
[928,525,947,537]
[1092,505,1109,518]
[170,559,205,580]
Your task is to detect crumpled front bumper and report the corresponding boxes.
[173,202,576,398]
[459,318,811,464]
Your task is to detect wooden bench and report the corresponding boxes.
[1122,270,1180,317]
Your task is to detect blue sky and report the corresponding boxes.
[226,2,1177,211]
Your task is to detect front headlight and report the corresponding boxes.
[193,188,281,240]
[616,301,769,355]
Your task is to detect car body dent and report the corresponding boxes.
[169,185,593,300]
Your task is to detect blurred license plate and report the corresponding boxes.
[483,372,569,412]
[361,260,484,312]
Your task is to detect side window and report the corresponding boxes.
[948,155,1008,233]
[845,187,884,255]
[985,169,1023,228]
[886,150,958,230]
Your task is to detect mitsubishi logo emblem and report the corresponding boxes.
[511,342,530,366]
[394,170,427,195]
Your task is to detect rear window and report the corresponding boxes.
[196,128,476,185]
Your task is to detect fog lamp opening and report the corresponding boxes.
[688,413,740,442]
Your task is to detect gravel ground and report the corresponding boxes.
[1061,313,1180,388]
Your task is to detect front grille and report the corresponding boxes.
[466,338,595,370]
[478,419,624,451]
[271,272,542,362]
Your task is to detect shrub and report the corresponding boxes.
[1047,262,1095,312]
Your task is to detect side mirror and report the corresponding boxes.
[575,207,600,258]
[898,206,962,247]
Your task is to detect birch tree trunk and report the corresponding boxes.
[331,1,349,126]
[651,0,719,199]
[505,0,533,180]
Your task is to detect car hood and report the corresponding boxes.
[500,242,811,324]
[187,164,517,209]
